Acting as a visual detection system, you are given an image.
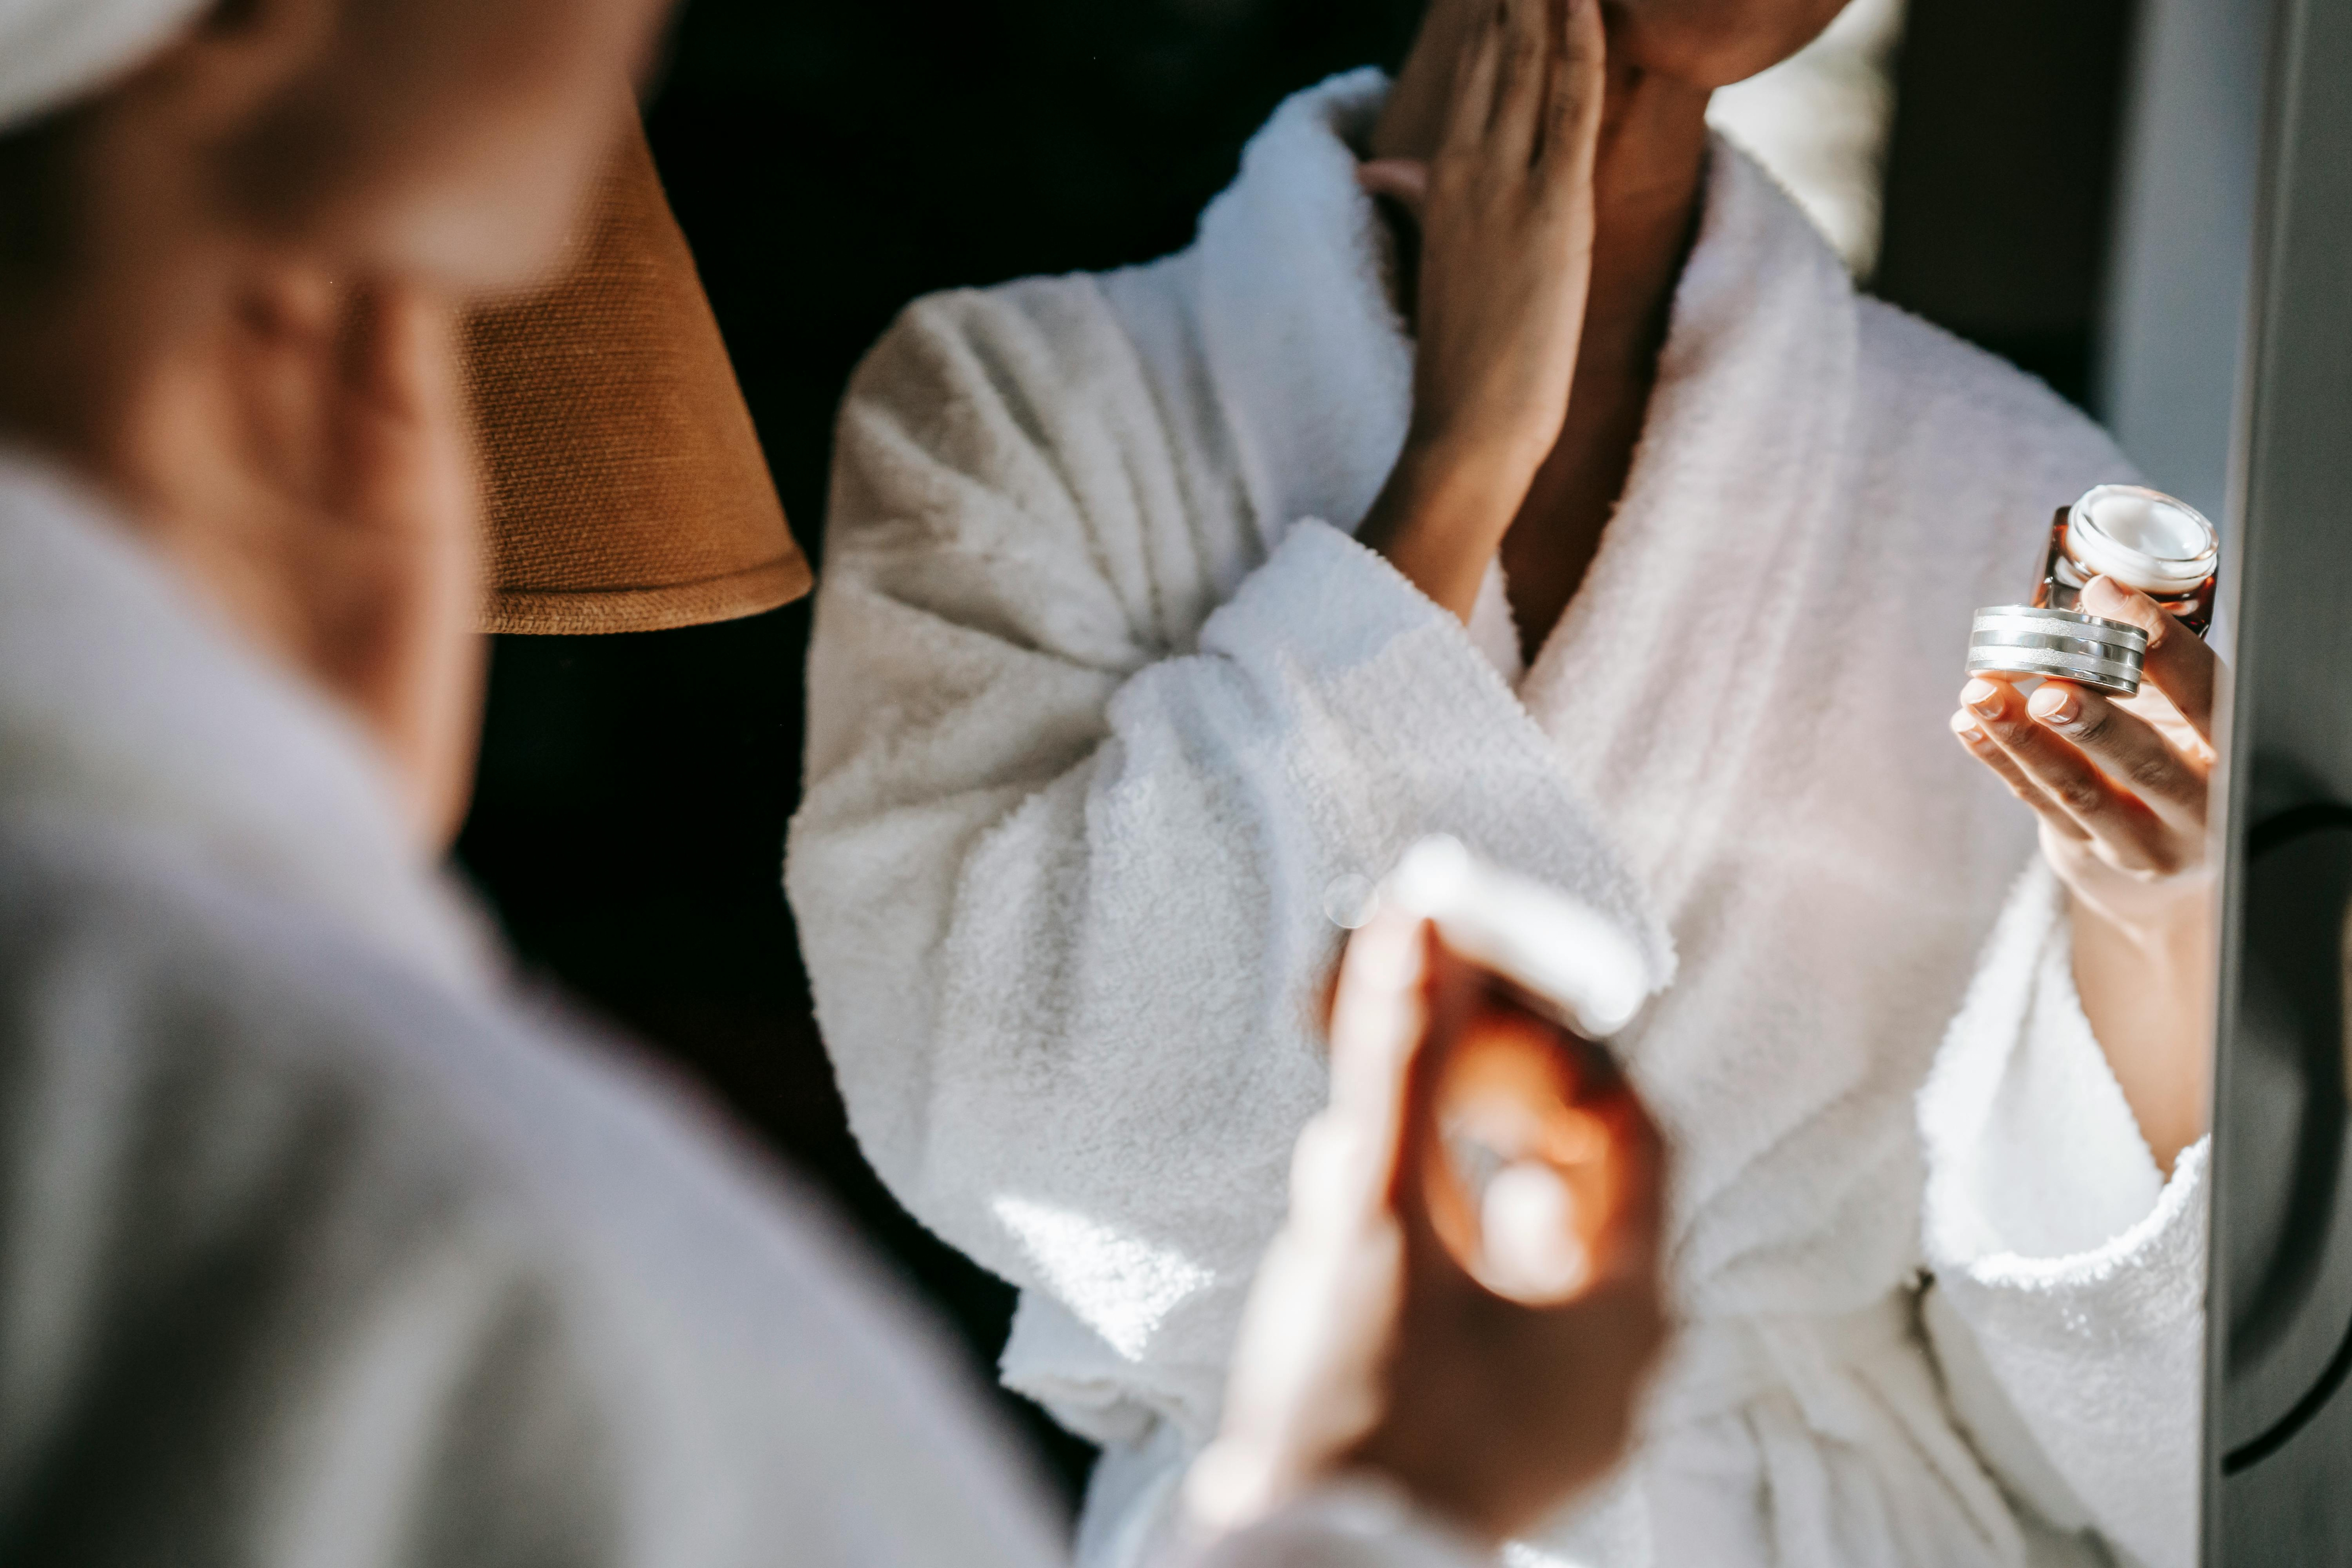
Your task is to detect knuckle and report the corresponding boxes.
[2056,779,2106,815]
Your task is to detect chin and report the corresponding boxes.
[1601,0,1852,90]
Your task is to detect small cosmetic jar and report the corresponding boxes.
[2033,484,2219,633]
[1967,484,2218,698]
[1967,605,2151,696]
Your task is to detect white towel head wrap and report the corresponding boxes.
[0,0,209,133]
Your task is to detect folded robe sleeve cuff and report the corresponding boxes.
[1190,517,1672,973]
[1918,861,2206,1568]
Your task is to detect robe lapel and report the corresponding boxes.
[1517,148,1860,908]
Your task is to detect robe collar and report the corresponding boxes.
[0,454,494,993]
[1192,68,1411,558]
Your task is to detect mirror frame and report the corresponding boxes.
[2203,0,2352,1555]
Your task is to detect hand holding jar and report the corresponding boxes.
[1953,563,2221,1174]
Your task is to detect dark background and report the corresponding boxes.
[454,0,2138,1515]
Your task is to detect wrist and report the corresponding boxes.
[2071,873,2214,964]
[2067,882,2215,1170]
[1357,437,1538,620]
[1387,428,1544,514]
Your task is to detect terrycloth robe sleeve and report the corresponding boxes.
[1918,863,2207,1568]
[787,278,1664,1448]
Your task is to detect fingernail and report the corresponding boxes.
[1949,711,1986,745]
[2080,576,2134,617]
[1962,679,2002,718]
[2030,686,2080,728]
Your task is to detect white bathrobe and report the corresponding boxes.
[788,70,2206,1568]
[0,451,1486,1568]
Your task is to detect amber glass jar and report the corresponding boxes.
[2032,484,2219,635]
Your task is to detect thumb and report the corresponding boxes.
[1356,158,1431,222]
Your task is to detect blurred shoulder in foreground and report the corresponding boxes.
[0,459,1065,1567]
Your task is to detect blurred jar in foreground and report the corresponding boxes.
[1386,838,1653,1306]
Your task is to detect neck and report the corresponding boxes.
[1577,64,1711,385]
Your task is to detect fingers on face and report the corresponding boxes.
[2078,576,2219,744]
[328,287,465,513]
[1441,0,1603,179]
[220,269,376,505]
[1956,679,2188,872]
[1442,2,1509,160]
[1540,0,1606,172]
[343,289,457,416]
[1488,0,1552,167]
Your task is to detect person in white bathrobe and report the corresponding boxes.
[0,1,1673,1563]
[786,0,2207,1563]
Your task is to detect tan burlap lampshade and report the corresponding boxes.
[461,120,810,635]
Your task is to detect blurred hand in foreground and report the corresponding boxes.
[1190,897,1668,1546]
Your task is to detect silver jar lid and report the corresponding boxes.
[1967,604,2150,696]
